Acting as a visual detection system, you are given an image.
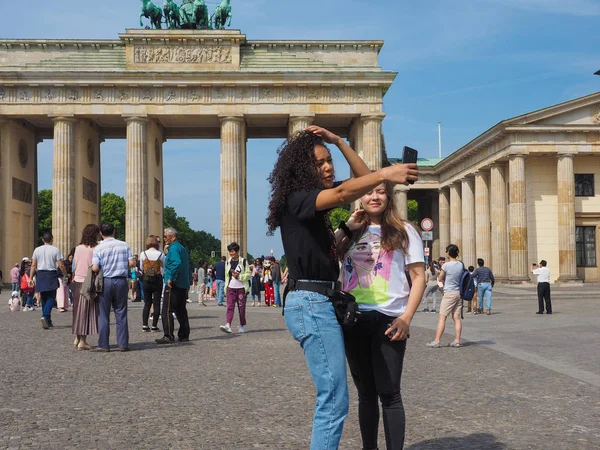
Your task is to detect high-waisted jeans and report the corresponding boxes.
[284,290,349,450]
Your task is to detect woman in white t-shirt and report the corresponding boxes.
[336,182,425,450]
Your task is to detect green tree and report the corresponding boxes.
[328,207,351,229]
[408,200,419,225]
[101,193,126,238]
[37,189,53,241]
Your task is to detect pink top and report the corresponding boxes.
[73,244,95,283]
[10,267,20,283]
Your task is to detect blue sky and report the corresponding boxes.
[2,0,599,258]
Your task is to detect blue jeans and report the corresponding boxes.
[284,290,349,450]
[98,278,129,350]
[12,282,18,292]
[24,292,34,308]
[40,290,57,322]
[216,280,225,305]
[477,282,493,310]
[274,281,282,306]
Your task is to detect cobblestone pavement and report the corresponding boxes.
[0,288,599,449]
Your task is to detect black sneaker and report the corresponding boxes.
[142,326,151,332]
[178,337,190,343]
[536,311,544,314]
[40,317,49,329]
[155,336,175,344]
[151,326,160,332]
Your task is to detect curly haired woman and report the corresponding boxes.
[267,125,418,450]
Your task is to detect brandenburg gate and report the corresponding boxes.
[0,29,394,273]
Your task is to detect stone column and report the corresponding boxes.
[394,186,409,220]
[52,117,76,255]
[431,192,441,260]
[220,116,246,256]
[509,155,529,282]
[449,182,462,253]
[557,153,578,281]
[490,164,508,280]
[288,115,314,138]
[125,117,148,254]
[360,113,385,170]
[474,171,491,267]
[439,188,450,256]
[461,177,476,266]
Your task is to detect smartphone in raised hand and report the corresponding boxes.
[402,146,418,184]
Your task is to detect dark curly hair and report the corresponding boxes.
[80,224,100,247]
[266,131,331,235]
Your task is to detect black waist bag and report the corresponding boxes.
[330,290,360,330]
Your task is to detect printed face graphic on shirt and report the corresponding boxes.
[348,232,382,288]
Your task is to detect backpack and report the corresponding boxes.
[20,273,34,293]
[142,252,163,283]
[459,263,476,301]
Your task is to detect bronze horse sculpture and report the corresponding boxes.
[163,0,181,29]
[179,0,209,29]
[212,0,232,30]
[140,0,163,29]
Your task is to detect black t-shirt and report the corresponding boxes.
[280,187,340,282]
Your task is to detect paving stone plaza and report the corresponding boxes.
[1,285,599,449]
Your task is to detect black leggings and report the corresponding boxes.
[142,278,163,327]
[344,310,407,450]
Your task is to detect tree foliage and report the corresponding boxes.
[37,189,53,241]
[163,206,221,266]
[408,200,419,225]
[101,193,127,239]
[328,207,351,230]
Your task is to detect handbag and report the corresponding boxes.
[330,290,360,330]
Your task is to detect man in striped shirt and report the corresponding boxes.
[92,223,135,352]
[472,258,495,315]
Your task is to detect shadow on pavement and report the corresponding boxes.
[462,340,496,347]
[407,432,507,449]
[188,315,219,320]
[244,328,287,335]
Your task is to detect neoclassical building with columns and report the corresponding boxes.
[0,29,392,277]
[393,91,600,283]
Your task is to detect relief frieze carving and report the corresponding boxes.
[154,178,161,201]
[134,45,232,65]
[0,87,5,101]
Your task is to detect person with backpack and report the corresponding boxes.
[139,235,165,332]
[427,244,465,348]
[220,242,251,334]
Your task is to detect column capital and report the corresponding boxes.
[219,115,245,124]
[123,115,149,124]
[50,115,77,124]
[438,187,450,193]
[508,153,528,161]
[557,152,576,159]
[488,162,506,169]
[360,113,386,122]
[394,185,410,193]
[289,114,315,121]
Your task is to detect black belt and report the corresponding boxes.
[290,279,341,297]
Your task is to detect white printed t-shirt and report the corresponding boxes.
[341,224,424,316]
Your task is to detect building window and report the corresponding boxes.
[576,226,596,267]
[575,174,594,196]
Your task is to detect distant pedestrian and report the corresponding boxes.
[532,260,552,314]
[191,269,199,293]
[155,228,190,344]
[9,291,20,312]
[30,232,67,330]
[92,223,134,352]
[139,235,165,333]
[263,259,274,306]
[427,244,463,348]
[220,242,250,334]
[473,258,495,315]
[213,256,226,306]
[421,260,439,312]
[71,224,101,351]
[19,258,35,310]
[10,263,20,292]
[196,263,207,306]
[250,258,263,307]
[467,265,477,314]
[271,260,282,307]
